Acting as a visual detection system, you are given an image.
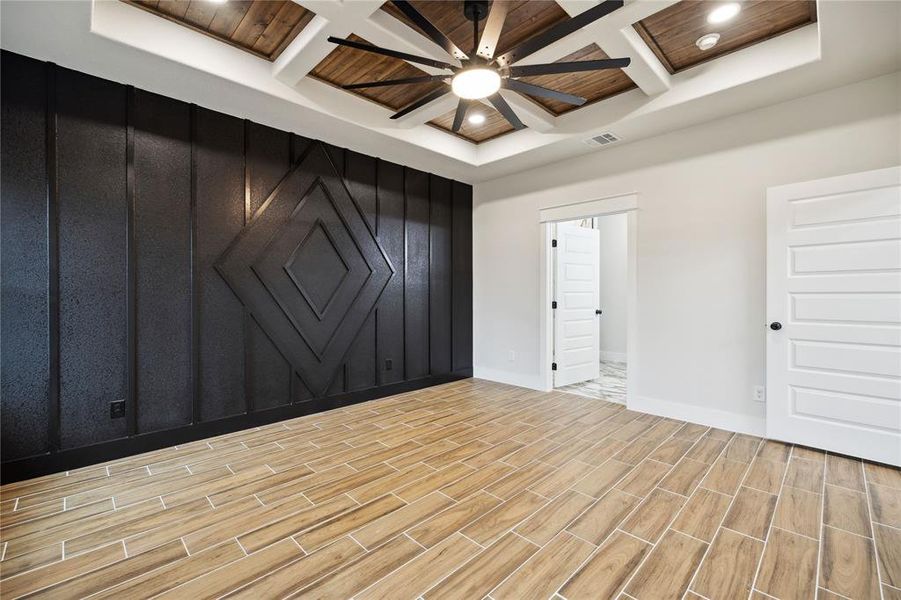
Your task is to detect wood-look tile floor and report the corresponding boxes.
[1,379,899,600]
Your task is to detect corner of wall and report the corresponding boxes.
[472,366,549,392]
[628,394,766,437]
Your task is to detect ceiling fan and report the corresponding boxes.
[327,0,631,133]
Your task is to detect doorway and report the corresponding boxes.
[551,215,628,402]
[538,193,638,404]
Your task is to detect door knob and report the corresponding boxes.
[595,309,603,315]
[769,322,782,331]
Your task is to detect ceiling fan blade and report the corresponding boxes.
[390,0,469,60]
[452,99,473,132]
[503,79,586,106]
[476,0,509,60]
[508,58,631,78]
[495,0,624,66]
[487,93,525,130]
[327,36,457,71]
[343,75,448,90]
[390,87,452,120]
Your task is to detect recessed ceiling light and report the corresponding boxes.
[467,113,486,126]
[695,33,721,51]
[451,68,501,100]
[208,0,228,4]
[707,2,740,24]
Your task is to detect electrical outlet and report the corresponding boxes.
[110,400,126,419]
[508,350,515,362]
[384,358,393,371]
[753,386,765,403]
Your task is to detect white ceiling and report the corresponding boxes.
[1,0,899,184]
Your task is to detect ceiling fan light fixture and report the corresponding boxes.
[707,2,741,24]
[451,68,501,100]
[695,33,721,51]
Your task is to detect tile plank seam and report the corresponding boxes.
[0,379,897,600]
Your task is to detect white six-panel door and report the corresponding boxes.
[554,222,600,387]
[766,166,901,466]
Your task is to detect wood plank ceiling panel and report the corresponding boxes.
[430,104,514,143]
[310,35,447,111]
[634,0,817,73]
[121,0,315,61]
[518,44,636,115]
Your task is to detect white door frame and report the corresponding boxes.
[539,193,639,402]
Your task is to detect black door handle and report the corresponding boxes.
[595,309,602,315]
[769,322,782,331]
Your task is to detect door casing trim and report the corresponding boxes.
[539,193,639,402]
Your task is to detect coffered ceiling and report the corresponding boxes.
[115,0,818,144]
[3,0,898,182]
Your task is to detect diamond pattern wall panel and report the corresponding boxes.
[217,144,394,395]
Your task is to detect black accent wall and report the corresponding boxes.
[0,51,473,482]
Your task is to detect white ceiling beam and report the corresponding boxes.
[603,25,671,96]
[273,0,382,85]
[276,0,463,130]
[510,28,597,66]
[499,92,557,132]
[273,15,349,86]
[276,0,458,86]
[293,0,384,22]
[364,9,459,74]
[554,0,676,96]
[392,92,458,128]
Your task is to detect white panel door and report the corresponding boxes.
[767,166,901,466]
[554,222,600,387]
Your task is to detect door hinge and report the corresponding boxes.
[551,239,557,248]
[552,301,557,309]
[551,362,557,371]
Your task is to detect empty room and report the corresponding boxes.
[1,0,899,598]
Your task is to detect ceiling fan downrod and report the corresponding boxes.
[464,1,490,58]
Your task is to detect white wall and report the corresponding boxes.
[596,214,629,362]
[473,72,901,435]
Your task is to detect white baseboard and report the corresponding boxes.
[472,369,766,437]
[472,366,547,391]
[599,351,627,363]
[628,395,766,437]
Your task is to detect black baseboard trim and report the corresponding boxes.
[1,371,472,484]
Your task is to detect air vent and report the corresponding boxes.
[585,132,621,148]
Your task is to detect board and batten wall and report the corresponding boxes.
[473,72,901,435]
[0,51,473,482]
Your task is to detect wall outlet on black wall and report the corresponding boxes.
[110,400,126,419]
[385,359,393,371]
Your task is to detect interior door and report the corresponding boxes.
[554,222,600,387]
[766,166,901,466]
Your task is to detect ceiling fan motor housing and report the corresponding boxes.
[464,0,490,22]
